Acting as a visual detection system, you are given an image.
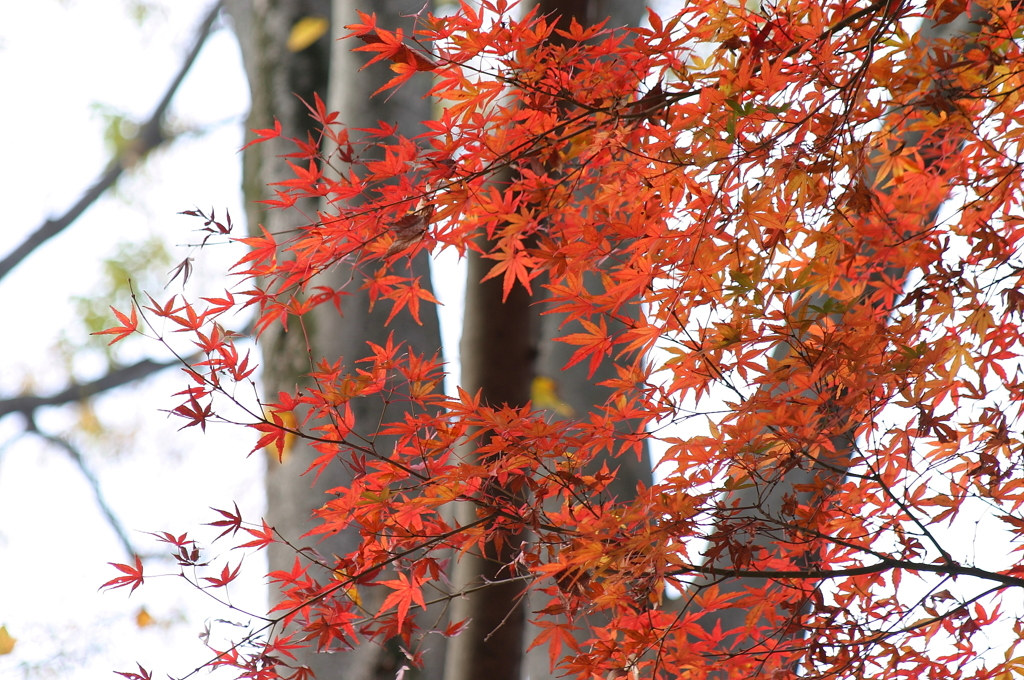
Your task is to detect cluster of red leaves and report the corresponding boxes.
[102,1,1024,678]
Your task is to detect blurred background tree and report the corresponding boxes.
[0,2,260,677]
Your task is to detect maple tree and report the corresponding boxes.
[100,0,1024,679]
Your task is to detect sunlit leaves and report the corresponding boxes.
[378,573,427,630]
[346,11,438,93]
[201,562,241,589]
[239,520,275,551]
[287,16,329,53]
[0,626,17,656]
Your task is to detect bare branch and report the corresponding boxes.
[0,0,225,283]
[0,355,194,419]
[27,421,139,560]
[676,559,1024,590]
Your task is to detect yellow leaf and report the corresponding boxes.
[332,570,362,607]
[135,606,154,628]
[0,625,17,655]
[531,376,575,417]
[287,16,329,53]
[266,411,298,463]
[77,402,104,437]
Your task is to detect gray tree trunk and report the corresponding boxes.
[525,0,651,674]
[442,4,652,680]
[226,1,441,679]
[442,225,536,680]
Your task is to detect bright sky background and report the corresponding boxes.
[0,2,267,677]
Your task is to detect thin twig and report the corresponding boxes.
[0,354,198,420]
[27,421,139,559]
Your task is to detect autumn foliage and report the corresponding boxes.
[100,0,1024,678]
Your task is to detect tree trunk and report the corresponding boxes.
[225,1,441,679]
[441,228,536,680]
[443,3,651,680]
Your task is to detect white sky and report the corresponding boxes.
[0,2,268,678]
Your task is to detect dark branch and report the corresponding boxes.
[676,559,1024,589]
[0,0,225,283]
[0,355,191,419]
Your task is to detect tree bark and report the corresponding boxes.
[225,1,441,679]
[443,3,651,680]
[441,231,536,680]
